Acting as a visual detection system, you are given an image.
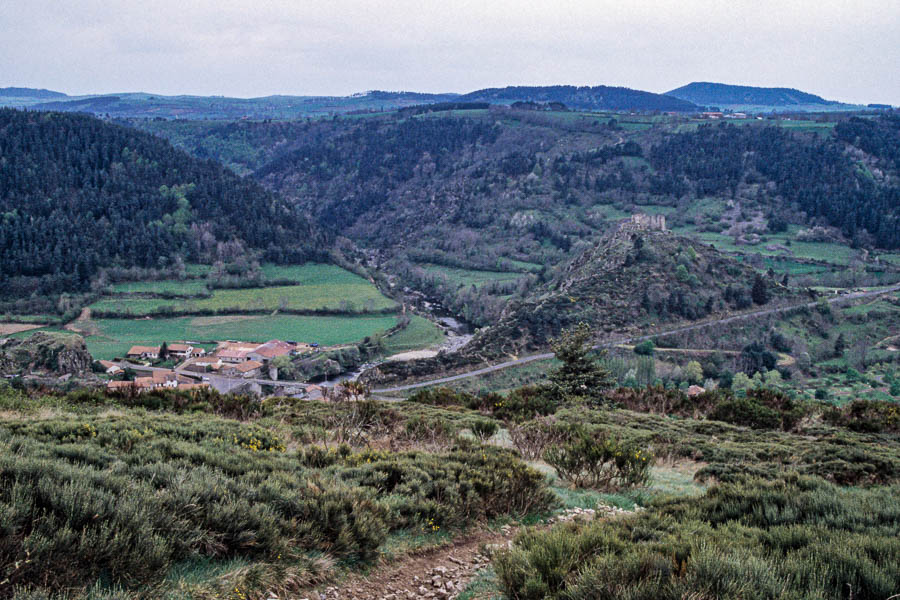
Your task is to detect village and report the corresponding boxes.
[102,339,325,398]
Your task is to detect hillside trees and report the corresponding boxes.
[649,123,900,248]
[0,109,325,297]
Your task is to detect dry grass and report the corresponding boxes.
[0,323,42,335]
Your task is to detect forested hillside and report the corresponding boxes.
[0,109,325,298]
[648,122,900,248]
[666,81,833,107]
[133,109,900,331]
[456,85,698,111]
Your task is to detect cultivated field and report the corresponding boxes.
[420,264,525,288]
[91,264,398,316]
[382,315,446,355]
[81,314,400,359]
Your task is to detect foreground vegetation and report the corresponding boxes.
[495,476,900,600]
[2,324,899,599]
[0,384,554,599]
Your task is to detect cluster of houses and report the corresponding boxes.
[115,339,310,381]
[104,365,209,393]
[124,344,206,360]
[180,340,310,379]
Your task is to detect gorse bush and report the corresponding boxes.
[543,427,653,490]
[407,385,556,421]
[469,418,498,441]
[824,399,900,433]
[709,388,805,431]
[0,410,553,598]
[494,475,900,600]
[507,416,567,460]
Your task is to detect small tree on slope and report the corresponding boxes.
[547,322,615,407]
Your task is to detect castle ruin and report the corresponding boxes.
[620,213,666,232]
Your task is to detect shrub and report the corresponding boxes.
[633,340,655,356]
[470,419,498,442]
[492,385,557,421]
[0,409,554,597]
[507,417,566,460]
[823,399,900,434]
[401,415,457,449]
[494,476,900,600]
[709,388,805,431]
[543,427,652,490]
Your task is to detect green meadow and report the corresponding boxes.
[91,264,397,316]
[81,314,400,360]
[382,315,446,354]
[421,264,525,288]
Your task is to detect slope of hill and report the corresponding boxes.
[25,91,459,119]
[2,84,699,118]
[0,87,67,99]
[0,109,325,298]
[458,85,698,112]
[131,109,900,329]
[368,226,792,382]
[666,82,833,107]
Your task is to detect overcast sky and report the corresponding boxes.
[2,0,898,104]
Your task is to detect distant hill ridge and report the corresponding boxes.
[0,87,67,99]
[666,82,834,107]
[458,85,698,112]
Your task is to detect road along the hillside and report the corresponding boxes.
[371,283,900,394]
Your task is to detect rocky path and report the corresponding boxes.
[313,506,629,600]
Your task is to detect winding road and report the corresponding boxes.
[370,283,900,394]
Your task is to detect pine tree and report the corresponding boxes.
[546,322,614,407]
[834,333,846,358]
[752,273,769,305]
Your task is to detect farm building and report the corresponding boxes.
[126,345,160,360]
[222,360,264,378]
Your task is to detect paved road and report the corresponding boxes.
[371,283,900,394]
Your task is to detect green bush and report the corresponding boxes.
[709,388,804,431]
[543,427,652,490]
[633,340,655,356]
[823,399,900,434]
[492,385,557,421]
[470,419,499,441]
[494,476,900,600]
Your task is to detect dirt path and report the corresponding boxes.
[317,506,625,600]
[0,323,43,335]
[64,307,92,333]
[319,529,505,600]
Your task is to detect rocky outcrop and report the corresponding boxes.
[0,331,93,375]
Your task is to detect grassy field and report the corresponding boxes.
[382,315,445,354]
[679,229,858,266]
[79,315,400,359]
[91,278,397,316]
[94,265,397,316]
[108,279,210,295]
[420,264,524,288]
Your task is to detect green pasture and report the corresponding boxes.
[420,264,524,288]
[382,315,446,354]
[90,265,397,316]
[81,314,400,360]
[108,279,210,296]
